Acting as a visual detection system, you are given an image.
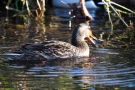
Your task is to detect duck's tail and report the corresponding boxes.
[2,52,22,60]
[2,52,22,56]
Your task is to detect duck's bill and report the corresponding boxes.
[88,38,106,48]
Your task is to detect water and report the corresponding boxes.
[0,7,135,90]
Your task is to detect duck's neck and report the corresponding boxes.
[71,22,90,49]
[76,41,89,49]
[72,36,89,50]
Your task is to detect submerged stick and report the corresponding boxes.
[109,4,129,27]
[25,0,31,15]
[111,1,135,14]
[102,0,114,31]
[37,0,42,10]
[102,0,130,29]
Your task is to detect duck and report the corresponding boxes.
[3,17,95,60]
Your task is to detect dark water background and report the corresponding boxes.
[0,6,135,90]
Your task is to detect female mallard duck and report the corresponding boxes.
[3,16,98,60]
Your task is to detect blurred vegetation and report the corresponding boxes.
[102,0,135,30]
[99,0,135,44]
[2,0,46,18]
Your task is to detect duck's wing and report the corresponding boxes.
[23,40,73,51]
[22,40,76,59]
[3,41,76,60]
[22,41,55,50]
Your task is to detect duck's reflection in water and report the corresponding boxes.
[46,57,95,68]
[5,53,97,69]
